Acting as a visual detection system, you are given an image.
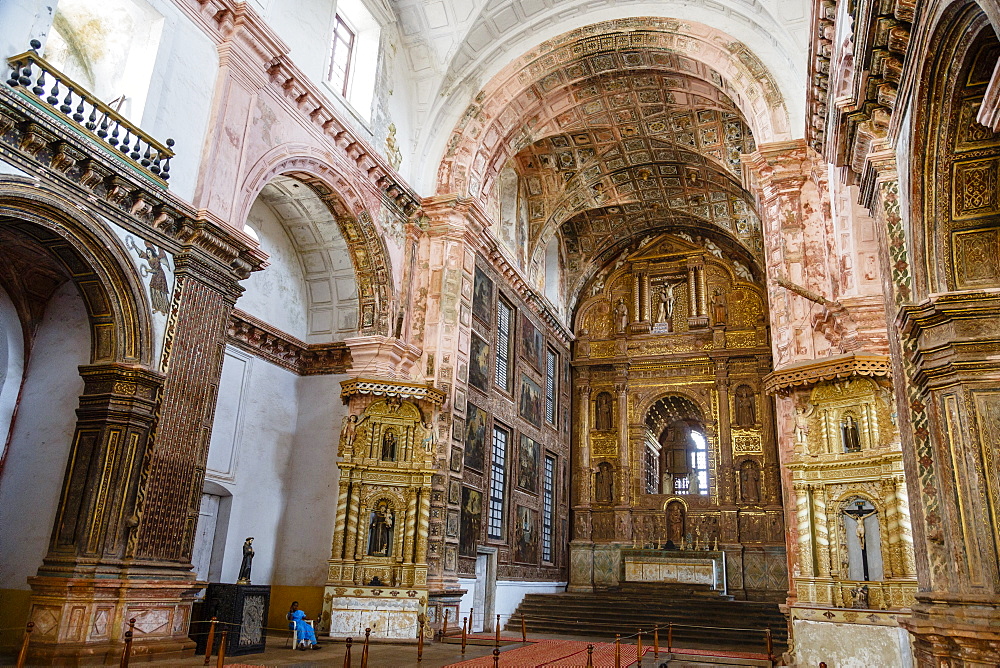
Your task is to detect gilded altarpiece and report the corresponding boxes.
[765,359,917,655]
[323,379,445,640]
[570,234,786,601]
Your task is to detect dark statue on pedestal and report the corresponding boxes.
[237,537,254,584]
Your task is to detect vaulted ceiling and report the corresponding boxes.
[388,0,811,180]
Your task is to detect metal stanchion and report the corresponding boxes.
[667,622,673,652]
[442,610,450,638]
[203,617,217,665]
[766,626,774,662]
[820,663,827,668]
[461,616,468,654]
[342,637,352,668]
[653,626,659,658]
[119,617,135,668]
[495,614,501,647]
[614,634,621,668]
[15,621,33,668]
[492,646,500,668]
[361,628,370,668]
[215,629,227,668]
[521,614,526,642]
[637,629,643,668]
[418,618,425,664]
[586,643,594,667]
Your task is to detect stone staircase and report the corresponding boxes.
[505,582,787,655]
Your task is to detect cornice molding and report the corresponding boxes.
[227,309,352,375]
[764,352,892,394]
[340,377,446,405]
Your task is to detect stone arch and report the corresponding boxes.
[0,178,153,366]
[640,391,709,429]
[238,148,395,337]
[908,0,1000,297]
[433,18,791,199]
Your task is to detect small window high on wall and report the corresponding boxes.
[325,0,381,121]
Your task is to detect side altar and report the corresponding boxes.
[621,549,727,594]
[323,378,446,640]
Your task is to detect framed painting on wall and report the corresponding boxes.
[516,434,540,494]
[513,505,538,564]
[469,333,490,392]
[519,375,542,427]
[464,403,488,471]
[472,266,493,324]
[520,317,543,370]
[460,487,483,557]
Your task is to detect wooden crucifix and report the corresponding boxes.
[844,501,878,581]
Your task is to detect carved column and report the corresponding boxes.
[415,485,431,564]
[332,478,351,561]
[813,490,830,578]
[614,371,630,505]
[687,263,698,317]
[27,236,257,662]
[577,384,592,507]
[714,361,735,505]
[403,486,419,565]
[632,272,641,323]
[343,484,362,567]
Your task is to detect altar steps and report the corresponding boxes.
[505,584,786,654]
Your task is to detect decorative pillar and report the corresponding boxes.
[714,361,735,505]
[27,234,260,663]
[577,384,592,507]
[403,486,419,565]
[632,273,641,323]
[813,491,830,578]
[332,478,351,561]
[615,373,629,506]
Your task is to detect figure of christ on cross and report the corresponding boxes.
[844,501,878,581]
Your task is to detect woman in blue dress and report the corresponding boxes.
[287,601,320,650]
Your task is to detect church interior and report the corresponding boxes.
[0,0,998,665]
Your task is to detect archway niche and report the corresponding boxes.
[197,174,363,629]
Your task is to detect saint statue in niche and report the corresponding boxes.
[613,297,629,334]
[595,392,613,430]
[381,429,397,461]
[794,404,814,446]
[367,501,394,556]
[841,415,861,452]
[733,385,756,427]
[594,462,614,503]
[666,501,685,544]
[739,460,761,504]
[711,289,728,325]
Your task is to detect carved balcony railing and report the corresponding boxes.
[6,40,174,186]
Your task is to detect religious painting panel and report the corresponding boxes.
[472,266,494,324]
[520,316,543,371]
[513,505,539,564]
[519,375,543,427]
[516,434,540,494]
[464,403,488,472]
[446,509,460,537]
[469,333,491,392]
[460,487,483,557]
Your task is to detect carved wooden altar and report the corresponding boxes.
[569,233,786,601]
[323,378,445,639]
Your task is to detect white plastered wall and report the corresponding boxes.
[0,281,89,591]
